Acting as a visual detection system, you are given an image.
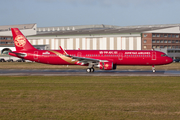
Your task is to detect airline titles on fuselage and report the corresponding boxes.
[99,51,151,55]
[125,52,151,55]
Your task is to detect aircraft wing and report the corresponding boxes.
[59,46,108,64]
[68,55,106,63]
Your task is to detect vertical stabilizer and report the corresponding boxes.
[11,28,36,51]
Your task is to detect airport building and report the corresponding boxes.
[0,23,180,60]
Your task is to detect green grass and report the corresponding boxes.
[0,76,180,120]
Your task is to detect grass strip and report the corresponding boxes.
[0,76,180,120]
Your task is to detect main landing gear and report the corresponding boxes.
[152,65,156,73]
[86,68,95,73]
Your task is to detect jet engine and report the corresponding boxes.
[98,62,116,70]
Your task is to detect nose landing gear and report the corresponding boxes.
[152,65,156,73]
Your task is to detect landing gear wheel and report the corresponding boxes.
[91,68,94,72]
[86,68,91,73]
[152,65,156,73]
[86,68,95,73]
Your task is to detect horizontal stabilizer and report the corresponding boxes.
[9,52,27,57]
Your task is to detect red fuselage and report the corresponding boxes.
[9,50,173,66]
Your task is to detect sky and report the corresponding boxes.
[1,0,180,27]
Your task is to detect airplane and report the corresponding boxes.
[9,28,173,73]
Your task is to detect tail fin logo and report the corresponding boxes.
[15,35,26,47]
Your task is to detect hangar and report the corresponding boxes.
[0,23,180,60]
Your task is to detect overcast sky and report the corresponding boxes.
[1,0,180,27]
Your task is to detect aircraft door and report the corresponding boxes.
[118,52,123,60]
[77,52,82,57]
[34,51,38,60]
[152,52,156,60]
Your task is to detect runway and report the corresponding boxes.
[0,69,180,76]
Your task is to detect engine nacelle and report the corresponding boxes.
[99,62,116,70]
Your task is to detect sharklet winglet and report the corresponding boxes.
[59,46,68,55]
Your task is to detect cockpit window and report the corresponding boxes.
[161,54,167,57]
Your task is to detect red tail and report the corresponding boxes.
[11,28,36,51]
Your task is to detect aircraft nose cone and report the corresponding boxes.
[168,57,173,63]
